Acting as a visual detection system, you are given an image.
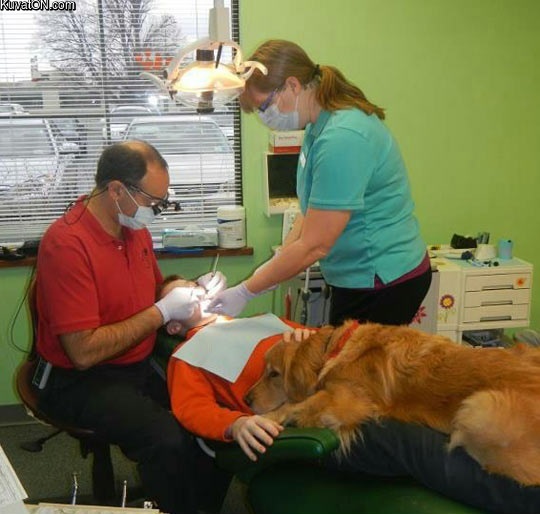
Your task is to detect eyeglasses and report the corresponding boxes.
[127,184,181,215]
[258,88,279,113]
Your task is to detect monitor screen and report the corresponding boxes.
[267,153,299,199]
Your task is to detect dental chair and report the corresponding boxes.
[155,331,486,514]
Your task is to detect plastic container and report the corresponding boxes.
[498,239,513,260]
[217,205,246,248]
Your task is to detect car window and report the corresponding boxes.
[127,121,231,154]
[0,125,54,155]
[111,106,152,116]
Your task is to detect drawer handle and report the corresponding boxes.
[481,285,513,291]
[479,315,512,322]
[480,300,513,306]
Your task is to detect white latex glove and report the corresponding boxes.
[155,286,205,324]
[205,282,258,317]
[228,415,283,461]
[197,271,227,299]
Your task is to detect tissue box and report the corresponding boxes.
[268,130,304,153]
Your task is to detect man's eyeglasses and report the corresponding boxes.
[127,184,181,215]
[258,88,279,113]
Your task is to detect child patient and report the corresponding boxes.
[160,275,310,461]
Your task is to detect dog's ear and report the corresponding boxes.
[284,327,334,402]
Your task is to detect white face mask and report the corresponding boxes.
[116,187,156,230]
[258,93,301,131]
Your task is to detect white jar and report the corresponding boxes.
[217,206,246,249]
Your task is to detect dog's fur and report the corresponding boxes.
[245,321,540,485]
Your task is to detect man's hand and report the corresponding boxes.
[206,282,258,317]
[197,271,227,298]
[229,415,283,461]
[155,286,205,324]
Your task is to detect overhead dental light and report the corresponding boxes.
[142,0,267,113]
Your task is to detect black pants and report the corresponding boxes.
[329,267,432,326]
[324,419,540,514]
[37,359,226,514]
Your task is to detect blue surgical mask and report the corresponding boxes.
[258,94,300,131]
[116,187,156,230]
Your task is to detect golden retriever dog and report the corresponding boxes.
[245,321,540,486]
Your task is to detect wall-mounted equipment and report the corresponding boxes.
[263,152,299,216]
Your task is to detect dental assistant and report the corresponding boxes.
[208,39,431,325]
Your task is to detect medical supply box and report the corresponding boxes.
[268,130,304,153]
[162,227,218,248]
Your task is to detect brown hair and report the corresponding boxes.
[241,40,385,120]
[156,274,193,300]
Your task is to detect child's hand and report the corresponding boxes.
[229,415,283,461]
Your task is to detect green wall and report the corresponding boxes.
[1,0,539,406]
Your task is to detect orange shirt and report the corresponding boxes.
[167,319,302,441]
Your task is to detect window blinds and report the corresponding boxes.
[0,0,242,245]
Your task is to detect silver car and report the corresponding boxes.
[123,115,235,198]
[102,105,156,141]
[0,118,77,201]
[0,103,29,116]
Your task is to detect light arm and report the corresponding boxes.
[245,208,351,294]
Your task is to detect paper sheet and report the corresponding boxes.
[172,314,290,382]
[0,445,27,513]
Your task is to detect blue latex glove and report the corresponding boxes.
[197,271,227,299]
[155,286,205,324]
[206,282,258,317]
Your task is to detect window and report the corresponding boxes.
[0,0,241,245]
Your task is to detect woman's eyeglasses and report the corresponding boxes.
[258,88,279,113]
[127,184,181,215]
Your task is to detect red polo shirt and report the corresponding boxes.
[36,199,163,368]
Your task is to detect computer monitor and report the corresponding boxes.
[264,152,299,215]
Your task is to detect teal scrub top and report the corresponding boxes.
[297,109,426,288]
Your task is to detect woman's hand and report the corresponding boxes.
[206,282,257,316]
[283,327,316,343]
[197,271,227,298]
[229,415,283,461]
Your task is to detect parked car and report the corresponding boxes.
[102,105,156,141]
[49,117,88,155]
[0,103,29,116]
[123,115,235,197]
[0,118,78,203]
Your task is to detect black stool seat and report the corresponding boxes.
[16,359,116,504]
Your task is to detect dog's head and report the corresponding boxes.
[245,326,335,414]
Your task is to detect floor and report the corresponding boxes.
[0,416,250,514]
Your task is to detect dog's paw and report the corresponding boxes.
[319,413,343,430]
[264,405,294,425]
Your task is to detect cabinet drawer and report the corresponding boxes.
[465,273,532,292]
[464,289,531,308]
[462,304,529,323]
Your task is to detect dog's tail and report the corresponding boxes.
[449,389,540,485]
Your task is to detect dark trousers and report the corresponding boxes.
[324,419,540,514]
[329,267,432,326]
[37,358,225,514]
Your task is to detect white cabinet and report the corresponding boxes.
[410,257,533,342]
